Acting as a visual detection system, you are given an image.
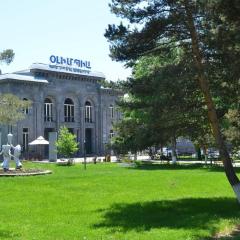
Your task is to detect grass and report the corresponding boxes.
[0,162,240,240]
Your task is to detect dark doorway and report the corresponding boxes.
[68,128,74,134]
[85,128,92,154]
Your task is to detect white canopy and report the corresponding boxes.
[29,136,49,145]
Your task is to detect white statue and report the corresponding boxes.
[0,144,12,171]
[13,145,22,169]
[7,133,13,146]
[0,133,23,171]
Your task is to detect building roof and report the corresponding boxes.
[0,62,106,84]
[0,73,48,84]
[30,63,105,79]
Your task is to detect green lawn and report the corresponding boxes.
[0,162,240,240]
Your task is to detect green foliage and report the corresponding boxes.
[106,0,240,105]
[98,78,122,90]
[224,109,240,149]
[105,0,240,158]
[111,116,151,154]
[112,50,212,153]
[0,49,14,65]
[55,126,78,158]
[0,94,31,125]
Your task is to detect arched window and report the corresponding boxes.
[109,104,114,119]
[64,98,74,122]
[85,101,93,123]
[44,98,53,122]
[22,98,29,114]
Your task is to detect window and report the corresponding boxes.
[64,98,74,122]
[109,105,114,119]
[110,130,114,139]
[85,101,93,123]
[22,98,29,114]
[44,98,53,122]
[22,128,29,152]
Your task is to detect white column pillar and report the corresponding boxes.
[49,132,57,161]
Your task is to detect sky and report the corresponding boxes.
[0,0,132,81]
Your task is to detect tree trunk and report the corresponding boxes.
[171,137,177,164]
[160,144,163,154]
[196,146,202,161]
[184,1,240,202]
[203,145,208,165]
[134,152,137,161]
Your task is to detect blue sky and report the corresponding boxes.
[0,0,131,81]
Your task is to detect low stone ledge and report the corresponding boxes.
[0,168,52,177]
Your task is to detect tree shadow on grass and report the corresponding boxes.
[131,163,205,171]
[0,230,20,240]
[93,198,240,238]
[129,163,240,173]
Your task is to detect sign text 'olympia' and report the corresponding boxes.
[49,55,91,69]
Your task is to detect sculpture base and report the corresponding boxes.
[0,168,52,177]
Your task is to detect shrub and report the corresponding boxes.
[55,127,78,159]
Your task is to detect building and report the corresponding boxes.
[0,60,121,159]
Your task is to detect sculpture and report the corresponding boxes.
[13,145,22,169]
[7,133,13,146]
[0,133,22,171]
[0,144,12,171]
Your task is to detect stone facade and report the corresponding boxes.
[0,63,121,158]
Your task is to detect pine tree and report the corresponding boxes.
[105,0,240,201]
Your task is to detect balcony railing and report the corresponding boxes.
[64,116,75,122]
[44,116,54,122]
[85,118,93,123]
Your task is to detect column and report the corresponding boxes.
[35,102,43,138]
[56,101,62,133]
[49,132,57,161]
[80,105,85,156]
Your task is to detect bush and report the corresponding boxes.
[55,127,79,159]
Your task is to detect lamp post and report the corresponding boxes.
[84,139,86,170]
